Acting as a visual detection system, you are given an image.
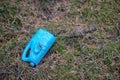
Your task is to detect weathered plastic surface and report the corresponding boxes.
[22,29,56,67]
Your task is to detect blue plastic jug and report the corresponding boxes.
[22,29,56,67]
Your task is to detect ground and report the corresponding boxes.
[0,0,120,80]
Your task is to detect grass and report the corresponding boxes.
[0,0,120,80]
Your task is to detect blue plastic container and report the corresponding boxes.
[22,29,56,67]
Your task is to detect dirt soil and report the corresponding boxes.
[0,0,120,80]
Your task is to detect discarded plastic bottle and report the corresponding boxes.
[22,29,56,67]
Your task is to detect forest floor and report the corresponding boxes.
[0,0,120,80]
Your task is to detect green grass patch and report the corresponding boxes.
[0,0,120,80]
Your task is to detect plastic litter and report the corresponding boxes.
[22,29,56,67]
